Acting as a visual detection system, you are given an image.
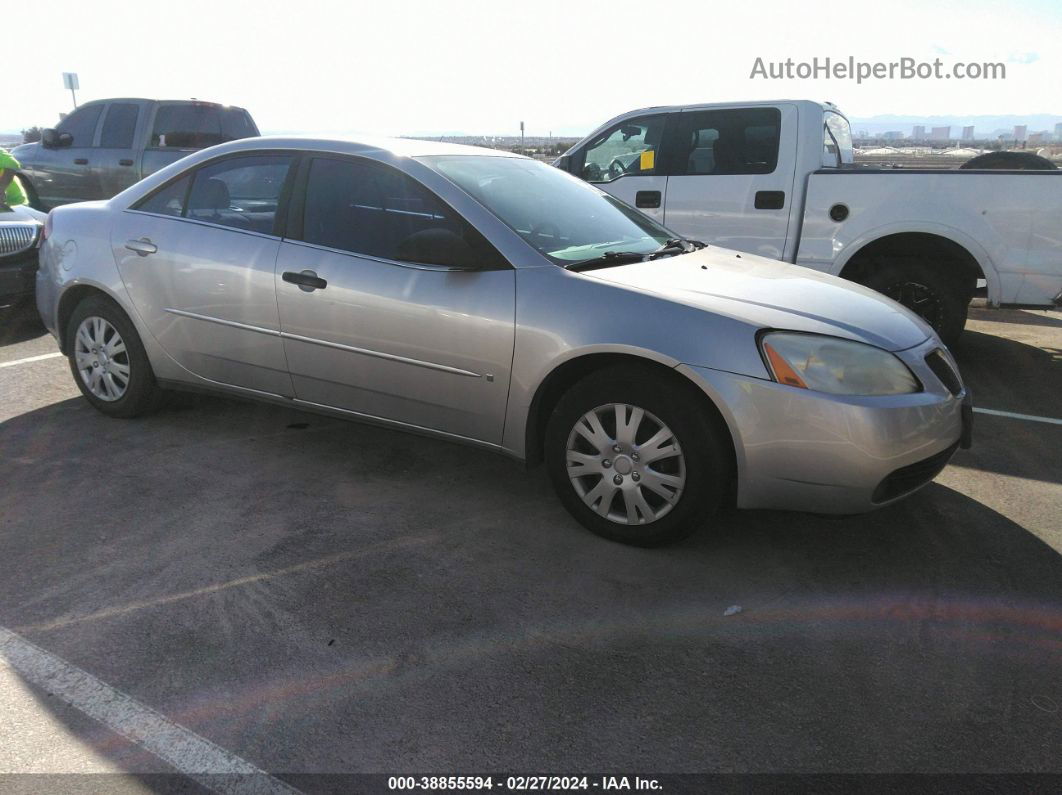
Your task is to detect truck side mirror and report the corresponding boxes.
[58,132,74,148]
[41,129,60,148]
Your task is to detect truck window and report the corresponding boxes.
[220,109,258,141]
[151,104,224,148]
[822,111,854,167]
[675,108,781,175]
[56,105,104,147]
[99,103,140,149]
[579,116,666,183]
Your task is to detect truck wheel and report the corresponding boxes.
[66,294,163,418]
[544,365,730,547]
[17,174,44,211]
[861,259,970,347]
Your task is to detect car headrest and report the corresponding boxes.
[188,178,231,212]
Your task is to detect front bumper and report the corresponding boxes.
[679,337,968,514]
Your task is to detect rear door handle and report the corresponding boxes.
[635,190,661,209]
[74,158,89,165]
[125,237,157,256]
[118,159,134,166]
[754,190,785,210]
[282,270,328,292]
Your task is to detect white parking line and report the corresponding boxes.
[0,626,298,793]
[0,352,63,368]
[974,407,1062,426]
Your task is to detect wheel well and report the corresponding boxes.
[56,285,110,354]
[523,353,736,478]
[839,233,984,291]
[16,172,42,210]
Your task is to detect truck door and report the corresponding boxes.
[32,104,105,207]
[568,114,670,223]
[94,102,143,198]
[662,105,797,259]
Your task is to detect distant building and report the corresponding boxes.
[882,131,904,141]
[1028,131,1048,145]
[912,125,926,139]
[930,126,951,141]
[962,126,975,141]
[1014,125,1028,142]
[1055,122,1062,142]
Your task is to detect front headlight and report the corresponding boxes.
[759,332,920,396]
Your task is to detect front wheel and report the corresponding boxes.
[860,258,971,347]
[66,294,163,418]
[545,367,731,546]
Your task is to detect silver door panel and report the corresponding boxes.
[276,241,516,444]
[112,213,293,395]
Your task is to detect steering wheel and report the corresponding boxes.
[607,158,627,180]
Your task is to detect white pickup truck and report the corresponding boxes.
[555,100,1062,345]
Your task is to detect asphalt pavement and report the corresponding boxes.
[0,303,1059,789]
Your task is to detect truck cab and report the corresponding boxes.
[556,100,848,262]
[559,100,1061,345]
[12,98,259,210]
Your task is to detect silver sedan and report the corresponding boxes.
[36,136,971,545]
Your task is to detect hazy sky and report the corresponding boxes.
[4,0,1061,136]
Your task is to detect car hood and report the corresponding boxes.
[0,203,45,224]
[580,246,934,352]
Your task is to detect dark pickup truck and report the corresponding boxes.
[11,98,259,210]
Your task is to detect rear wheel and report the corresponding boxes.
[860,258,971,347]
[545,366,731,546]
[66,295,163,417]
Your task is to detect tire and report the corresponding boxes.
[860,258,970,348]
[545,365,731,547]
[16,174,44,211]
[66,294,163,418]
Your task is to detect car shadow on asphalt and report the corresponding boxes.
[1,393,1060,774]
[0,305,47,347]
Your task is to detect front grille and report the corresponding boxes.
[872,441,959,503]
[925,349,962,396]
[0,223,38,257]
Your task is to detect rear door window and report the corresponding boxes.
[184,155,294,234]
[99,103,140,149]
[151,104,224,148]
[673,108,781,175]
[134,174,192,217]
[299,157,503,268]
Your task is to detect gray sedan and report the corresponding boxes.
[36,137,971,545]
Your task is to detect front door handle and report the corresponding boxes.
[74,158,89,165]
[635,190,662,209]
[282,270,328,292]
[125,237,157,256]
[118,159,134,166]
[754,190,786,210]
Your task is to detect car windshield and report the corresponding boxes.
[422,155,674,265]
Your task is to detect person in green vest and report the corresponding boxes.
[0,148,29,209]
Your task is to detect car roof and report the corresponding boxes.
[206,135,527,159]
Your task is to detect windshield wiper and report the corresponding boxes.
[565,250,649,272]
[565,238,706,272]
